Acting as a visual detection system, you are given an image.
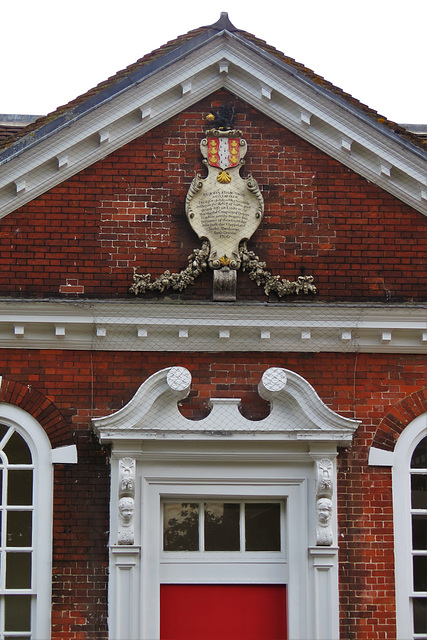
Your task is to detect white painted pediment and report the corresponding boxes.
[92,366,359,445]
[0,26,426,218]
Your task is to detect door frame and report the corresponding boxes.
[93,366,359,639]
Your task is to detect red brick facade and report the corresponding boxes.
[0,90,426,640]
[2,94,426,303]
[0,346,425,638]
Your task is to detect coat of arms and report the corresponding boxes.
[185,117,263,275]
[130,104,316,300]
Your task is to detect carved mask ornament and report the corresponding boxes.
[131,104,316,300]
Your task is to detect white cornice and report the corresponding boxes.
[0,32,425,218]
[0,300,425,354]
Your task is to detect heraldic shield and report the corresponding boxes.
[185,129,264,271]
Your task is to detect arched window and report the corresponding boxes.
[0,405,53,640]
[393,413,427,640]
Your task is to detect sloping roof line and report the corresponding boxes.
[0,14,425,218]
[0,13,424,157]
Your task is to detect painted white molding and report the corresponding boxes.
[368,446,395,467]
[309,547,340,640]
[93,366,359,444]
[101,365,352,639]
[0,300,425,354]
[0,30,425,218]
[0,403,54,640]
[390,413,427,639]
[51,444,78,464]
[110,546,141,640]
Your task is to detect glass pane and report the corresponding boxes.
[412,437,427,469]
[245,503,281,551]
[163,503,199,551]
[4,595,31,631]
[7,511,32,547]
[413,556,427,592]
[412,474,427,509]
[7,470,33,505]
[413,597,427,634]
[205,502,240,551]
[412,515,427,550]
[0,424,9,441]
[6,552,32,588]
[3,432,32,464]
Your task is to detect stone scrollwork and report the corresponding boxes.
[118,457,136,545]
[315,458,334,546]
[316,458,333,498]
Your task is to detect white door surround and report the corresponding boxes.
[93,366,359,640]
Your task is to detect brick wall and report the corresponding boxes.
[1,349,425,638]
[2,89,426,639]
[1,91,425,301]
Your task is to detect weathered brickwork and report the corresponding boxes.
[0,91,425,302]
[0,349,425,638]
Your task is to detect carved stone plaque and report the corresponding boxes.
[185,131,263,270]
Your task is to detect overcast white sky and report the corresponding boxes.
[1,0,426,124]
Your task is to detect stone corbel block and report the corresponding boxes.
[14,178,26,194]
[261,84,272,100]
[341,137,352,153]
[181,80,192,96]
[57,153,69,170]
[300,111,312,126]
[98,129,110,145]
[380,161,392,178]
[140,105,151,120]
[218,59,229,74]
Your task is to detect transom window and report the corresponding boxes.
[0,424,34,639]
[163,501,282,552]
[411,436,427,638]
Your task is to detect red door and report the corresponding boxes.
[160,584,287,640]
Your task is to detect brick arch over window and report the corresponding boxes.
[372,388,427,451]
[0,378,71,447]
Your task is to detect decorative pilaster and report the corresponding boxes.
[118,457,135,545]
[309,547,339,640]
[315,458,334,546]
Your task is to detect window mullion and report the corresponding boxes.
[199,502,204,552]
[240,503,245,553]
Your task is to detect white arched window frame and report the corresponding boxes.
[0,402,77,640]
[370,412,427,640]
